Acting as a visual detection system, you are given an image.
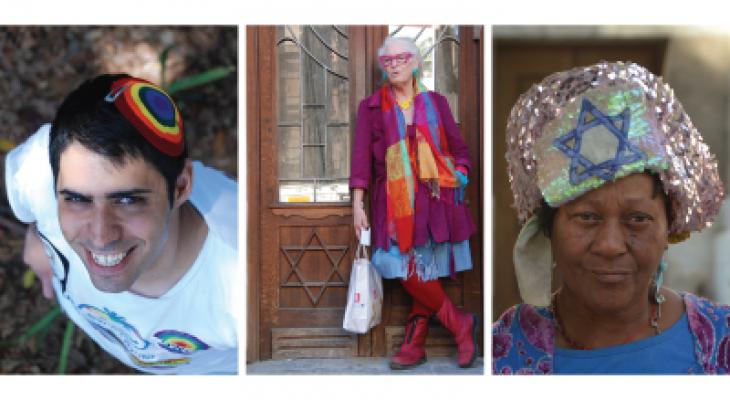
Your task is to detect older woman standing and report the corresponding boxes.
[493,61,730,374]
[349,36,478,369]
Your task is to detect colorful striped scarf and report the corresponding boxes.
[381,82,460,253]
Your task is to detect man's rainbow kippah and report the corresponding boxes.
[505,61,724,237]
[104,77,184,157]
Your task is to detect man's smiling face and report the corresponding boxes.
[57,140,174,293]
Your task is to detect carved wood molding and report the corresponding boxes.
[272,327,357,359]
[271,205,352,219]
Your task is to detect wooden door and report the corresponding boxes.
[248,25,483,362]
[492,40,667,321]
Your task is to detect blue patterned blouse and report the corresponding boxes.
[492,293,730,374]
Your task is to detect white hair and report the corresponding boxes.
[377,36,423,78]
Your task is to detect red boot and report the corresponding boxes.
[389,313,429,369]
[436,297,479,368]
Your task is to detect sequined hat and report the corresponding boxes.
[506,61,724,237]
[104,77,185,157]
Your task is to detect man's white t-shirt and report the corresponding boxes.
[5,124,239,374]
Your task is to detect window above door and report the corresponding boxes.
[277,25,351,203]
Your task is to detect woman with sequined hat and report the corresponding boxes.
[349,36,479,369]
[493,61,730,374]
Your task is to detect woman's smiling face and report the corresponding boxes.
[551,173,669,312]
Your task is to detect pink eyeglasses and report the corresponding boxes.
[378,52,414,68]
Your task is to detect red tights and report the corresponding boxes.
[400,261,447,313]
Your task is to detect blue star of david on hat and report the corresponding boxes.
[553,98,646,185]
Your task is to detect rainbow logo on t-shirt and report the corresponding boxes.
[130,354,191,369]
[154,330,211,355]
[78,304,150,351]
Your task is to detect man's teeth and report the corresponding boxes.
[91,251,127,267]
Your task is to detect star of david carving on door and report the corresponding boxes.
[278,225,353,308]
[280,228,350,306]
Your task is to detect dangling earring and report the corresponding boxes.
[653,252,668,305]
[649,252,668,334]
[412,67,419,79]
[381,70,389,82]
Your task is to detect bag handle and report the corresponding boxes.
[355,243,369,260]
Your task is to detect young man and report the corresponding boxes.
[5,74,238,374]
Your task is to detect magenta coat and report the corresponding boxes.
[349,89,476,251]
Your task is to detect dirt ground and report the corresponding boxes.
[0,26,238,374]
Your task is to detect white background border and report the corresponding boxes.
[2,0,728,398]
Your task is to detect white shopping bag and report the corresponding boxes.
[343,244,383,334]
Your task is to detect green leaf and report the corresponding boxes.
[22,268,36,289]
[0,138,16,152]
[16,306,61,343]
[168,67,235,96]
[58,319,75,374]
[159,44,177,88]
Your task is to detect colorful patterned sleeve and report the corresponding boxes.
[492,303,554,375]
[684,293,730,374]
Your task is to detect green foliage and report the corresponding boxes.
[6,306,73,374]
[159,44,177,88]
[0,138,16,152]
[16,306,61,344]
[158,44,235,97]
[22,268,36,289]
[167,67,235,96]
[58,320,75,374]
